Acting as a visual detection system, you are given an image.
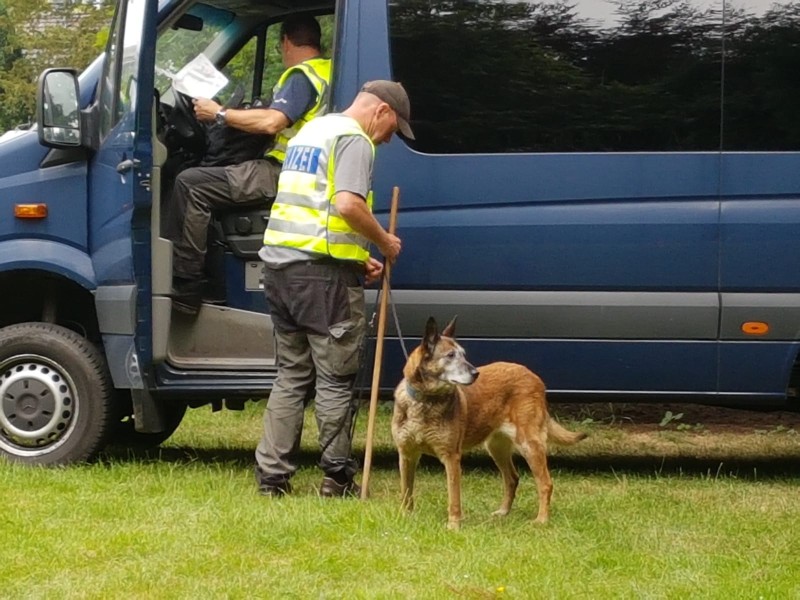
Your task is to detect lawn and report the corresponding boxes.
[2,400,799,599]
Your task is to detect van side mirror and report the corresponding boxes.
[37,69,82,148]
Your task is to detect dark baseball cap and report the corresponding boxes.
[360,80,415,140]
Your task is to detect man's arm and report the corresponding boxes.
[331,135,402,262]
[193,71,315,136]
[193,99,290,135]
[336,192,401,261]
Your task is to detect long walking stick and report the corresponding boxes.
[361,186,400,499]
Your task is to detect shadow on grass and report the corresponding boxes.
[100,444,399,472]
[100,444,800,481]
[548,454,800,480]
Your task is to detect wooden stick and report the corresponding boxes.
[360,186,400,499]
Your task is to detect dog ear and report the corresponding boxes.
[441,315,458,338]
[423,317,440,356]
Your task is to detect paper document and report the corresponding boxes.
[171,53,229,99]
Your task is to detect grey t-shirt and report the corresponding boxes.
[260,128,374,267]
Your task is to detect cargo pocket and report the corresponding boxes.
[326,286,366,376]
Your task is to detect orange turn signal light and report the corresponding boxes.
[14,203,48,219]
[741,321,769,335]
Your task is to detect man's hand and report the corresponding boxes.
[364,257,384,285]
[193,98,222,122]
[378,233,402,263]
[335,192,402,262]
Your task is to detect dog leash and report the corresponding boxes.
[387,284,410,361]
[330,272,409,471]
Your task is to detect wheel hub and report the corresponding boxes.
[0,361,74,449]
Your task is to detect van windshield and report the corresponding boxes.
[155,3,234,95]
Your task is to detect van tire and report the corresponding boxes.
[0,323,114,465]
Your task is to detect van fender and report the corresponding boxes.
[95,285,144,391]
[0,240,143,391]
[0,239,96,288]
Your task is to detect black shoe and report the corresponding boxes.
[258,479,292,497]
[319,476,361,498]
[202,281,227,305]
[202,291,227,305]
[171,277,203,316]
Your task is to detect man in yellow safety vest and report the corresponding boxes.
[166,14,332,315]
[254,80,414,498]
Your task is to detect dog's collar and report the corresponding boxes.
[405,381,453,402]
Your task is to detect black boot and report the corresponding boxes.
[319,476,361,498]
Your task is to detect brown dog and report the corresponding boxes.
[391,317,587,529]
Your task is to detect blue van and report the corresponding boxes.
[1,0,798,464]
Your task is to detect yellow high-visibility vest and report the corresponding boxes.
[263,114,375,263]
[266,57,332,164]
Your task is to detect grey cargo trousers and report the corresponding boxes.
[255,259,366,485]
[166,158,282,279]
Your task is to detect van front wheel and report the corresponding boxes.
[0,323,114,465]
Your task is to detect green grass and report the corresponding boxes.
[2,401,800,599]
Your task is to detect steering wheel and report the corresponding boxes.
[166,85,206,154]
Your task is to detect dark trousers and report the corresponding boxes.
[255,260,366,484]
[165,159,281,279]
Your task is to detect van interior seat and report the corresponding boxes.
[215,204,271,259]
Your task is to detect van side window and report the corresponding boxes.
[218,14,334,106]
[98,0,150,139]
[97,0,125,138]
[721,0,800,151]
[258,14,335,102]
[389,0,799,154]
[219,36,260,105]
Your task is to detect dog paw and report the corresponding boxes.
[491,508,510,517]
[446,520,461,531]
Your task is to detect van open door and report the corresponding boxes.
[87,0,159,393]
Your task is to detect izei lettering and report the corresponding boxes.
[283,145,321,174]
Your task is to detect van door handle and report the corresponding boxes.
[116,158,141,174]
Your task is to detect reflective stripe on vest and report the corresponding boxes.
[266,57,332,164]
[263,114,375,263]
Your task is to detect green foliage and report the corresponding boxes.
[659,410,685,427]
[676,422,705,432]
[0,0,113,131]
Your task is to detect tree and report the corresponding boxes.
[0,0,113,131]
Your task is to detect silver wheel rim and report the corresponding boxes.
[0,354,80,457]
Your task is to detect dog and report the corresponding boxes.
[391,316,587,529]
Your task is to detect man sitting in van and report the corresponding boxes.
[165,14,331,316]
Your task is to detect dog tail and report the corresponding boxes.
[547,418,588,446]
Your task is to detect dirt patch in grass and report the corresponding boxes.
[551,402,800,434]
[539,402,800,478]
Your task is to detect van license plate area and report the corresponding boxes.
[245,261,265,291]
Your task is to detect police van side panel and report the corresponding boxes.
[718,155,800,398]
[360,0,800,405]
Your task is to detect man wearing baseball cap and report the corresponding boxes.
[360,80,415,140]
[254,80,412,498]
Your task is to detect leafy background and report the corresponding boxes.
[0,0,114,132]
